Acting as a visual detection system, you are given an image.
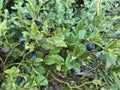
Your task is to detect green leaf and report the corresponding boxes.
[42,19,49,33]
[0,20,7,36]
[24,81,33,88]
[17,9,22,19]
[66,54,77,69]
[55,40,67,47]
[35,58,43,63]
[54,35,67,47]
[35,75,48,86]
[66,54,72,69]
[54,55,64,64]
[0,2,3,10]
[33,33,43,41]
[40,79,48,86]
[92,79,101,85]
[110,83,119,90]
[25,0,30,2]
[113,24,120,30]
[74,63,80,71]
[46,36,67,47]
[49,47,61,55]
[116,79,120,89]
[30,22,43,40]
[25,0,35,12]
[56,64,62,71]
[78,30,86,39]
[4,66,19,75]
[35,65,45,75]
[113,72,120,89]
[73,45,81,57]
[31,22,38,35]
[105,52,116,69]
[44,55,64,65]
[106,40,118,49]
[29,43,35,52]
[76,21,84,31]
[46,37,54,45]
[32,67,40,74]
[22,31,30,37]
[44,55,56,65]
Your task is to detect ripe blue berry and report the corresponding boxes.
[32,54,37,60]
[87,43,93,51]
[16,76,22,83]
[34,20,40,26]
[27,15,32,20]
[19,39,24,44]
[70,68,76,73]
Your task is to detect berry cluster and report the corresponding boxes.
[26,15,41,26]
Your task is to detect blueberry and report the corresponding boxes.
[32,54,37,60]
[16,76,22,83]
[70,68,76,73]
[19,39,24,44]
[34,20,40,26]
[27,15,32,20]
[87,43,93,51]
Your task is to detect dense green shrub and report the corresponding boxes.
[0,0,120,90]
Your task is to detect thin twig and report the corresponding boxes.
[50,71,73,90]
[78,81,92,88]
[50,70,94,90]
[96,0,101,15]
[3,43,20,69]
[17,51,31,68]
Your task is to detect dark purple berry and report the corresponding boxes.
[27,15,32,20]
[16,76,22,83]
[19,39,24,44]
[87,43,93,51]
[32,54,37,60]
[34,20,40,26]
[70,68,76,73]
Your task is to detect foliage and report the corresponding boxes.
[0,0,120,90]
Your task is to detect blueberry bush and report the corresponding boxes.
[0,0,120,90]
